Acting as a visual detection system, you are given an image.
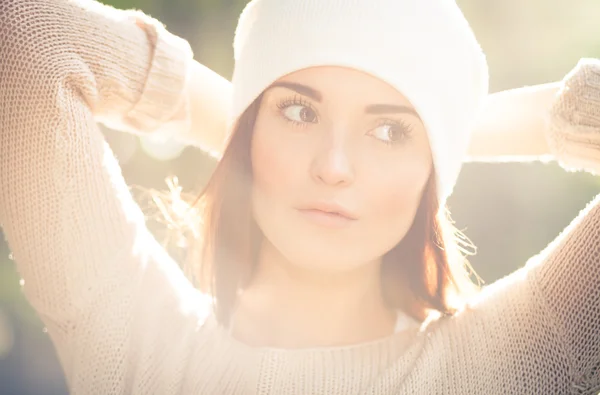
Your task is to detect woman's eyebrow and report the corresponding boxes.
[269,82,322,102]
[365,104,421,120]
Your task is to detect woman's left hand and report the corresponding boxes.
[545,58,600,174]
[467,58,600,165]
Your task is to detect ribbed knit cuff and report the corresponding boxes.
[546,58,600,173]
[547,115,600,173]
[123,12,193,133]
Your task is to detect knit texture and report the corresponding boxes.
[547,58,600,174]
[1,0,599,394]
[231,0,489,203]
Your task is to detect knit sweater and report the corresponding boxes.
[1,0,599,394]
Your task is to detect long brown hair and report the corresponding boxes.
[188,95,479,326]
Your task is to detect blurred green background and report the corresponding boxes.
[1,0,599,394]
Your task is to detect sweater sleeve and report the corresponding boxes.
[527,59,600,391]
[0,0,206,390]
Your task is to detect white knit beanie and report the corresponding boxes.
[231,0,489,202]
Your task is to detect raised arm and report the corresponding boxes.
[467,59,600,392]
[467,82,558,160]
[170,60,232,155]
[0,0,205,390]
[440,60,600,393]
[527,58,600,391]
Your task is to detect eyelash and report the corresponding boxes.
[276,95,318,127]
[275,96,414,145]
[374,118,414,146]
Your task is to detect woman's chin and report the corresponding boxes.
[276,244,377,274]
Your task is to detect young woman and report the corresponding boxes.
[1,0,599,393]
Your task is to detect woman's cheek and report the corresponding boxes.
[252,122,304,198]
[252,141,281,194]
[367,164,430,231]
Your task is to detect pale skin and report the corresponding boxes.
[238,67,432,348]
[158,62,562,349]
[175,59,558,160]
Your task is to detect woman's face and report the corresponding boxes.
[251,66,433,272]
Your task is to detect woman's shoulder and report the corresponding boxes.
[417,272,572,391]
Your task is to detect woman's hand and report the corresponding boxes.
[468,58,600,171]
[545,58,600,174]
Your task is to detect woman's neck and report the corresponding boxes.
[230,242,397,349]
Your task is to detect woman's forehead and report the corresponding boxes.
[273,66,415,109]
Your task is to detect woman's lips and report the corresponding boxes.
[297,208,357,228]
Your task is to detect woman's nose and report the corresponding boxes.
[309,137,356,187]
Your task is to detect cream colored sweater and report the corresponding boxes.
[1,0,599,394]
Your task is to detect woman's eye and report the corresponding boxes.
[370,122,412,144]
[282,105,318,124]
